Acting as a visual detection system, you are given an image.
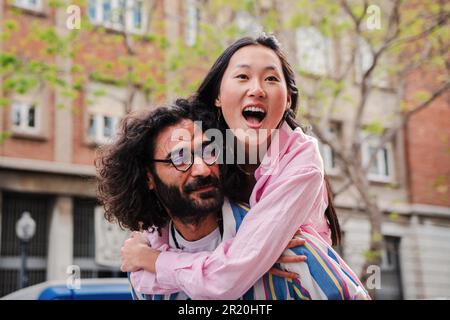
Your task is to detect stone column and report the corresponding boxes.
[163,0,181,102]
[47,196,73,281]
[54,1,73,163]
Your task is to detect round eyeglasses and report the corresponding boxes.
[151,142,221,172]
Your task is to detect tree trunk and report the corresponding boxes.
[349,165,384,298]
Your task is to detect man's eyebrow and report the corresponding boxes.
[165,145,187,159]
[165,139,213,158]
[165,131,195,158]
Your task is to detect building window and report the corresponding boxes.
[184,0,199,47]
[354,37,373,83]
[13,0,43,12]
[11,101,39,134]
[316,124,340,175]
[362,139,394,182]
[73,198,126,279]
[296,27,333,76]
[355,36,390,87]
[87,114,120,144]
[322,143,337,173]
[132,0,143,30]
[88,0,145,34]
[0,193,50,297]
[235,11,263,36]
[375,236,403,300]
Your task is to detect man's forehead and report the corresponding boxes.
[154,119,204,157]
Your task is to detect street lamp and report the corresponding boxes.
[16,211,36,289]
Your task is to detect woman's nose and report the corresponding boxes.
[248,80,266,98]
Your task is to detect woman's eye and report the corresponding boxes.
[266,76,279,82]
[236,74,248,80]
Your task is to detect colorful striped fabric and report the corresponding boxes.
[129,199,370,300]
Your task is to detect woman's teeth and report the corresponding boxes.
[244,106,265,113]
[242,106,267,124]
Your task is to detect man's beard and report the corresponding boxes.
[153,173,224,226]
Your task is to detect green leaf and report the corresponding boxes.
[0,53,18,68]
[364,121,384,135]
[0,97,11,107]
[389,211,399,221]
[4,19,18,31]
[412,90,432,104]
[0,131,12,144]
[48,0,65,8]
[362,249,383,263]
[371,232,383,243]
[432,176,449,194]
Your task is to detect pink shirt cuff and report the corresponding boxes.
[155,250,192,288]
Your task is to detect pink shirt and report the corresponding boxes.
[131,122,331,299]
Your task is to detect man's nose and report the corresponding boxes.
[248,80,266,98]
[190,155,212,177]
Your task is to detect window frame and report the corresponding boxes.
[87,0,146,35]
[316,124,341,176]
[184,0,199,47]
[296,26,334,77]
[13,0,44,12]
[10,100,40,135]
[354,36,392,89]
[87,113,120,145]
[235,11,263,36]
[362,137,395,183]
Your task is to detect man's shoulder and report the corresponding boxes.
[225,198,250,214]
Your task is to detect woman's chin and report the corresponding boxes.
[236,134,271,154]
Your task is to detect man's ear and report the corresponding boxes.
[146,172,155,190]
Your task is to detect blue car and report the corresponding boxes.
[1,278,132,300]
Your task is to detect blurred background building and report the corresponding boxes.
[0,0,449,299]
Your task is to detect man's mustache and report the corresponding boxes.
[184,175,220,193]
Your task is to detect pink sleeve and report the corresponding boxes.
[130,228,181,294]
[153,165,328,299]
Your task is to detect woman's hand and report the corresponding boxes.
[120,231,161,273]
[269,230,307,279]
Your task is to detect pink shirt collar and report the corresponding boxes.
[254,121,297,180]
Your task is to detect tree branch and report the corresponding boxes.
[362,80,450,173]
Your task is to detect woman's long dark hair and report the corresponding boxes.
[192,34,341,246]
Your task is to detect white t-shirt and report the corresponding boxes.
[170,220,222,253]
[168,220,222,300]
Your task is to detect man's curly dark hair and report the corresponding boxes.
[95,98,216,233]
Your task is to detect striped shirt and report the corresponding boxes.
[129,199,370,300]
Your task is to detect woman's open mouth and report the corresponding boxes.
[242,106,266,128]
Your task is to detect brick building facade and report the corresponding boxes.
[0,0,449,299]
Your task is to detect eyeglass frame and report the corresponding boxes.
[151,141,221,172]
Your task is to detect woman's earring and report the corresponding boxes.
[217,108,223,123]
